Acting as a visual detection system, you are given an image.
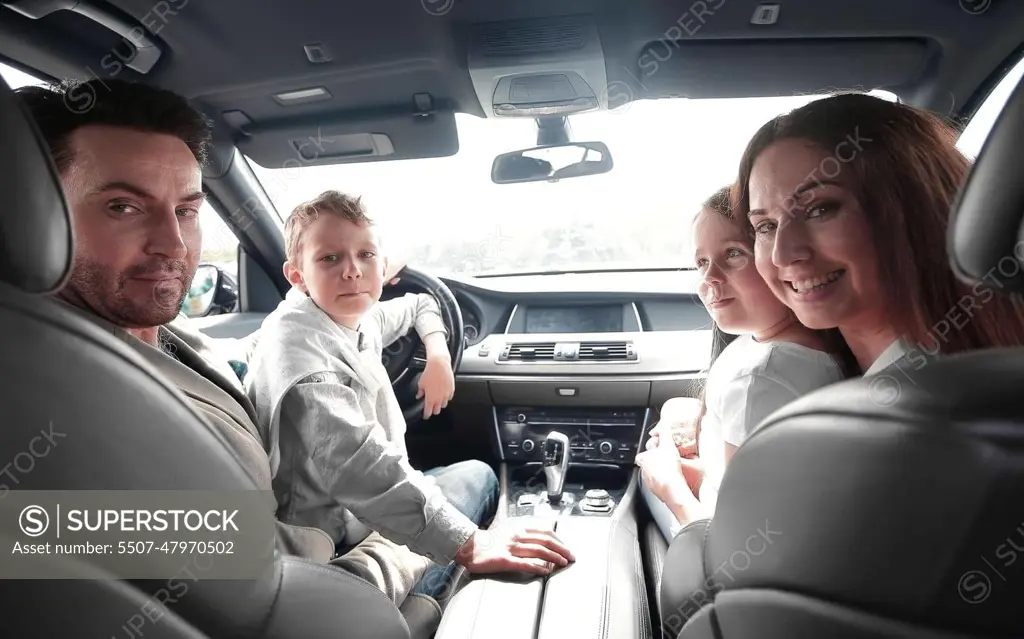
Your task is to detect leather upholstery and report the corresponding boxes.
[949,66,1024,293]
[0,74,415,638]
[435,572,545,639]
[662,350,1024,637]
[0,75,72,293]
[0,533,207,639]
[658,519,711,637]
[437,472,652,639]
[642,521,668,622]
[538,514,652,639]
[662,71,1024,638]
[400,593,445,639]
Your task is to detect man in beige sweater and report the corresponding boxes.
[16,78,434,609]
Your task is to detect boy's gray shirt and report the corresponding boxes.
[245,287,477,565]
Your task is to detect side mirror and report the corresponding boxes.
[491,141,613,184]
[183,264,239,317]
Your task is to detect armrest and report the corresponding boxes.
[537,517,652,639]
[659,518,712,638]
[263,556,412,639]
[435,573,544,639]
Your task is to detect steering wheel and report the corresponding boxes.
[380,266,464,424]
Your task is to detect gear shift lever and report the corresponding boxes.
[542,431,570,503]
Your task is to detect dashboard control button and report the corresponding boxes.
[599,441,613,455]
[522,439,535,453]
[517,413,527,423]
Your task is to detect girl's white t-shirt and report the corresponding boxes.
[698,335,846,506]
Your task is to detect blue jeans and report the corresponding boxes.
[412,460,499,598]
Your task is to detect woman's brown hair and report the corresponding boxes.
[732,93,1024,355]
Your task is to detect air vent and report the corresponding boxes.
[578,341,636,361]
[500,342,557,361]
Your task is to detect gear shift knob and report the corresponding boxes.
[542,431,570,502]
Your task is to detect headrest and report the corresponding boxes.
[0,75,73,294]
[949,71,1024,294]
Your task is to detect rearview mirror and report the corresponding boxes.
[491,142,613,184]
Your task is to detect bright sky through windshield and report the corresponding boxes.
[3,57,1021,277]
[248,95,858,276]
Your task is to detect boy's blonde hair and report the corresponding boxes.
[284,190,375,262]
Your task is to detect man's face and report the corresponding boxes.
[59,125,205,328]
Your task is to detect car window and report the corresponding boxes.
[957,55,1024,159]
[198,202,239,280]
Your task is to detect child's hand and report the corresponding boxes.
[645,420,698,458]
[417,350,455,419]
[645,397,701,457]
[635,436,691,505]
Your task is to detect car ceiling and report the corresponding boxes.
[1,0,1023,169]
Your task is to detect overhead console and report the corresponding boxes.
[467,14,614,118]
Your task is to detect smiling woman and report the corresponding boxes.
[737,92,1024,373]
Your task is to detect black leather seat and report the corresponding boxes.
[659,76,1024,637]
[0,76,415,637]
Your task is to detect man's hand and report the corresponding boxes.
[455,521,575,576]
[418,332,454,419]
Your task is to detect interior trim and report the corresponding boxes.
[503,303,519,333]
[491,405,505,462]
[636,408,651,451]
[630,302,644,332]
[457,372,704,383]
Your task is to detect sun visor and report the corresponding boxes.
[632,38,931,98]
[234,109,459,169]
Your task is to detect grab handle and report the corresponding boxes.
[2,0,162,74]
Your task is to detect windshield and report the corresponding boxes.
[248,94,890,277]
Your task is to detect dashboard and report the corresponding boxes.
[443,269,714,377]
[437,269,715,465]
[192,269,716,454]
[191,268,716,467]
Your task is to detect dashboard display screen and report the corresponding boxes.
[524,305,623,334]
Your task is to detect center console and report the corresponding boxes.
[497,406,647,465]
[435,407,654,639]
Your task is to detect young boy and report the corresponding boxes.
[245,190,574,604]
